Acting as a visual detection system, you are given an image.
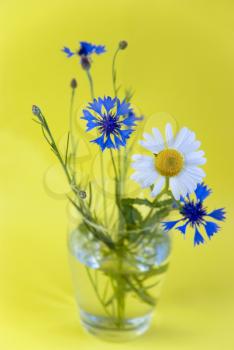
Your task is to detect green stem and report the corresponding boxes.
[100,154,108,227]
[110,149,119,180]
[112,47,120,97]
[69,87,77,181]
[85,69,108,227]
[86,69,94,100]
[115,254,125,326]
[110,148,126,325]
[85,267,116,322]
[144,177,170,223]
[42,116,72,184]
[69,88,76,151]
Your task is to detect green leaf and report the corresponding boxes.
[139,263,169,281]
[121,203,142,228]
[121,197,173,208]
[123,275,156,306]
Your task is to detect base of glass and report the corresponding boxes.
[79,309,153,342]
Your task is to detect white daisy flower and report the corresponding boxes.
[131,123,206,200]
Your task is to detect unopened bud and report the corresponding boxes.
[70,78,77,89]
[32,105,41,116]
[119,40,128,50]
[80,56,91,70]
[79,190,87,199]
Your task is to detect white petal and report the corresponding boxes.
[187,166,206,178]
[152,128,165,151]
[185,152,206,166]
[173,127,189,150]
[131,170,158,188]
[151,176,165,197]
[142,132,156,144]
[131,155,155,170]
[132,154,153,161]
[181,140,201,154]
[165,123,174,147]
[169,177,181,200]
[177,169,198,194]
[132,161,154,171]
[186,157,206,166]
[176,130,195,152]
[176,179,188,197]
[187,150,205,158]
[139,140,159,153]
[182,167,205,186]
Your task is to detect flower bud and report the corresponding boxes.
[32,105,41,116]
[80,56,91,70]
[119,40,128,50]
[70,78,77,89]
[79,190,87,199]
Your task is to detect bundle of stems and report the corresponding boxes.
[32,43,174,327]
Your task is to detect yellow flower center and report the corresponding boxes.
[155,149,184,177]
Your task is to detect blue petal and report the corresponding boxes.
[86,120,98,131]
[79,42,106,56]
[62,47,75,58]
[162,220,181,231]
[119,129,133,142]
[122,112,138,126]
[204,221,220,239]
[179,195,186,203]
[93,45,106,54]
[195,183,211,202]
[91,134,105,151]
[176,221,189,235]
[105,135,115,149]
[100,96,116,113]
[81,109,98,121]
[79,41,95,56]
[114,134,125,149]
[116,99,131,117]
[208,208,226,221]
[194,227,205,246]
[88,99,103,115]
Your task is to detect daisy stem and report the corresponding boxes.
[144,177,170,223]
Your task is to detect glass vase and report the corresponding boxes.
[68,215,171,342]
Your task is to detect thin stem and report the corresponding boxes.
[100,154,108,227]
[110,149,119,180]
[86,69,94,100]
[112,47,120,97]
[144,177,170,223]
[85,267,115,322]
[65,132,70,166]
[69,88,76,151]
[43,117,72,184]
[112,46,125,235]
[85,69,108,227]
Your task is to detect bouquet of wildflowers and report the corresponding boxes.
[32,40,225,341]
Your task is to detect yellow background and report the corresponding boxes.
[1,0,234,349]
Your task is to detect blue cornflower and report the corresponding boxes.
[162,183,225,246]
[62,42,106,68]
[81,96,141,151]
